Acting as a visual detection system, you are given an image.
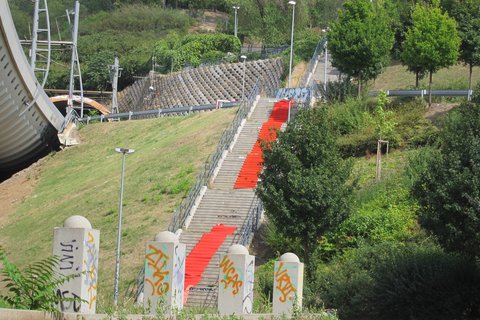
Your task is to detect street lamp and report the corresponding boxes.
[233,6,240,38]
[288,1,296,88]
[113,147,135,306]
[240,55,247,102]
[322,28,328,92]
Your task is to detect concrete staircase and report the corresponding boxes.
[180,98,275,307]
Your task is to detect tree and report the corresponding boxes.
[401,1,460,105]
[257,108,353,278]
[411,99,480,259]
[328,0,394,96]
[445,0,480,94]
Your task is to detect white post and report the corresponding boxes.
[241,55,247,102]
[218,245,255,316]
[288,1,296,88]
[143,231,186,314]
[273,252,304,316]
[324,38,328,91]
[53,216,100,314]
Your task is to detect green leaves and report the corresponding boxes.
[328,0,394,86]
[257,108,353,276]
[411,102,480,258]
[0,252,84,313]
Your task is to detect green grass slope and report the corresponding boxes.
[0,108,236,307]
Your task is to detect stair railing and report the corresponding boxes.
[168,79,261,232]
[298,37,326,88]
[238,195,264,246]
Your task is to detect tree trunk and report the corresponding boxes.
[358,78,362,97]
[428,71,433,107]
[415,71,419,89]
[469,63,473,91]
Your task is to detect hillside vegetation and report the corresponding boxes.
[0,108,236,307]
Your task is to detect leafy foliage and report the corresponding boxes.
[0,248,82,312]
[155,33,241,72]
[401,0,460,101]
[370,245,480,319]
[257,108,353,277]
[411,101,480,258]
[372,91,397,141]
[444,0,480,91]
[328,0,394,93]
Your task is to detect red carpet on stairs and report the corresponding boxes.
[234,100,293,189]
[184,224,237,303]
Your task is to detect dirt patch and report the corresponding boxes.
[0,160,42,228]
[425,102,458,126]
[189,11,227,33]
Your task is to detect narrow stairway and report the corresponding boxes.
[179,98,276,307]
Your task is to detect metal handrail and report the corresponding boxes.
[368,89,474,98]
[168,79,261,232]
[298,37,326,88]
[77,101,240,124]
[238,196,263,246]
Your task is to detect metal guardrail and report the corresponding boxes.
[168,79,261,232]
[369,89,474,98]
[77,101,239,124]
[298,37,326,88]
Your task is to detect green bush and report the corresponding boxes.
[253,260,275,313]
[319,78,358,103]
[326,99,371,135]
[313,242,403,319]
[370,246,480,319]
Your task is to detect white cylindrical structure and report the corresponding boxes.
[288,1,296,88]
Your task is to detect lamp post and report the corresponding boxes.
[288,1,296,88]
[322,28,328,92]
[241,55,247,102]
[233,6,240,38]
[113,147,135,306]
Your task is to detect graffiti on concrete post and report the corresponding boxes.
[275,262,296,303]
[59,239,79,271]
[242,258,254,313]
[83,231,98,310]
[219,255,243,295]
[145,244,171,296]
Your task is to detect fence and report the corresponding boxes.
[369,89,474,99]
[77,101,239,125]
[298,38,326,88]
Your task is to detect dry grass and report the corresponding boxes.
[371,61,480,91]
[0,108,236,309]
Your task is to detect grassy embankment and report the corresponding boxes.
[371,61,480,90]
[0,108,236,309]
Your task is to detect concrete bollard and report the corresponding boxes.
[52,215,100,314]
[272,252,304,315]
[218,244,255,316]
[143,231,186,314]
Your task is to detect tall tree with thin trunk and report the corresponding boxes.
[328,0,394,96]
[401,0,460,106]
[445,0,480,95]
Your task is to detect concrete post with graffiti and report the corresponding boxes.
[52,215,100,314]
[218,244,255,316]
[272,252,304,315]
[143,231,185,314]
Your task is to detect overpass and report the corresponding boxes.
[0,0,65,175]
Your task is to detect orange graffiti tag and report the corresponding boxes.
[219,256,243,295]
[145,244,170,296]
[84,231,98,310]
[275,262,296,302]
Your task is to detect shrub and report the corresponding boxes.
[319,78,358,103]
[253,260,275,313]
[370,246,480,319]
